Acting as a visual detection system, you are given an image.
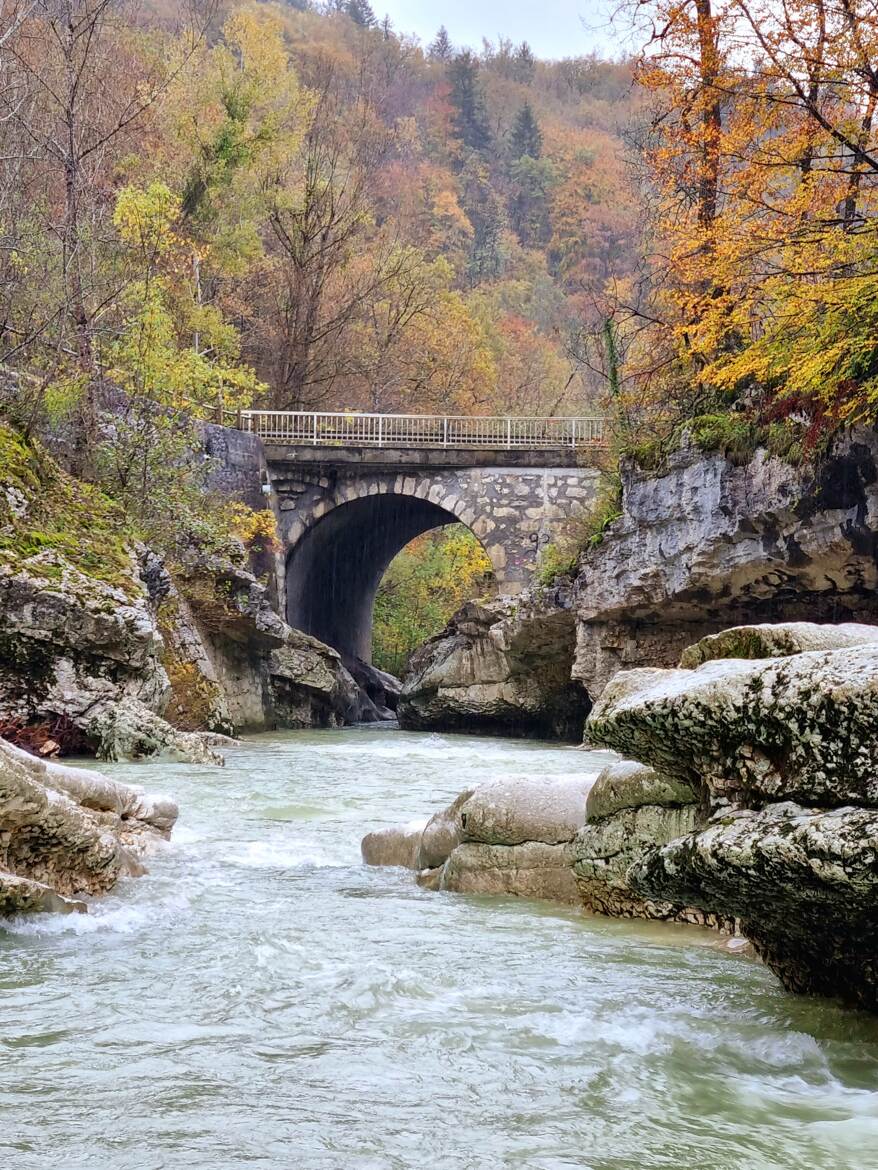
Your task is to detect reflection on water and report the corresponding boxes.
[2,727,877,1170]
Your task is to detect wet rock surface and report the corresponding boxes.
[631,802,878,1008]
[585,621,878,1009]
[343,658,401,723]
[361,772,592,905]
[571,761,719,923]
[270,632,360,729]
[158,552,363,737]
[398,591,590,741]
[0,737,176,914]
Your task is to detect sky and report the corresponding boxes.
[375,0,618,61]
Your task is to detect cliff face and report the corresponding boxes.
[397,589,590,741]
[0,543,364,760]
[398,427,878,751]
[573,429,878,702]
[0,427,361,760]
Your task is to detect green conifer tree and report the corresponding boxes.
[448,51,492,153]
[509,102,542,159]
[345,0,376,28]
[514,41,536,84]
[428,25,453,62]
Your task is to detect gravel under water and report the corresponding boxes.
[3,726,878,1170]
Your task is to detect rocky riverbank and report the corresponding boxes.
[0,736,176,913]
[382,619,878,1010]
[586,620,878,1010]
[0,424,389,762]
[399,427,878,743]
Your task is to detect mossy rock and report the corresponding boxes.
[585,759,700,822]
[680,622,878,668]
[0,423,137,596]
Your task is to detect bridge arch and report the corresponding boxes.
[269,451,601,666]
[285,484,499,662]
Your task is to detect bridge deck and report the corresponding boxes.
[241,410,605,450]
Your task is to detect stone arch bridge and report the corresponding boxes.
[222,411,605,663]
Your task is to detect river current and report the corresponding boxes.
[3,727,878,1170]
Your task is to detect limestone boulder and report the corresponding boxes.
[0,551,171,745]
[584,759,699,821]
[398,591,590,741]
[361,821,426,869]
[679,620,878,668]
[0,546,234,762]
[586,644,878,806]
[87,697,228,765]
[573,802,703,920]
[458,776,591,846]
[416,789,474,870]
[571,760,717,923]
[362,772,595,906]
[0,737,177,912]
[344,658,401,723]
[439,841,580,904]
[160,559,365,736]
[269,630,359,728]
[631,803,878,1010]
[0,871,87,915]
[361,788,475,872]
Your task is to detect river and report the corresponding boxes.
[2,727,878,1170]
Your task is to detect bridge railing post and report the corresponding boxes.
[312,413,318,445]
[506,418,511,448]
[378,415,384,447]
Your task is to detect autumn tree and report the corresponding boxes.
[0,0,213,466]
[373,525,493,675]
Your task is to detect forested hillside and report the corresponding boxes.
[0,0,640,447]
[6,0,878,671]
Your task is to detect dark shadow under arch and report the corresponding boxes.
[286,493,472,662]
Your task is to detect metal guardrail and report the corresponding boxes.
[238,411,606,450]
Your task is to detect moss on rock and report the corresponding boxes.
[0,423,136,595]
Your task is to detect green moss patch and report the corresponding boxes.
[0,423,137,594]
[625,415,807,473]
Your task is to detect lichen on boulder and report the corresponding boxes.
[679,620,878,668]
[571,760,722,923]
[587,642,878,807]
[630,802,878,1010]
[583,621,878,1009]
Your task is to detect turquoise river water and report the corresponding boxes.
[2,727,878,1170]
